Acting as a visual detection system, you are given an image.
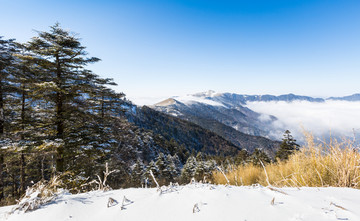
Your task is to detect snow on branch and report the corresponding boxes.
[8,175,64,215]
[90,163,119,191]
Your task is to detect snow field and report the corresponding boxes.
[1,184,360,221]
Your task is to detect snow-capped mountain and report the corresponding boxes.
[151,91,360,143]
[152,91,279,139]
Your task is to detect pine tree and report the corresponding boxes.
[180,156,197,183]
[194,160,206,181]
[275,130,300,161]
[131,159,145,187]
[165,154,177,182]
[234,149,249,165]
[155,153,168,182]
[25,23,100,172]
[250,148,271,166]
[204,160,216,182]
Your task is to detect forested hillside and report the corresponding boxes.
[129,106,242,156]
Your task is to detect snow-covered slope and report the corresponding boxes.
[152,91,360,142]
[152,91,275,138]
[2,184,360,221]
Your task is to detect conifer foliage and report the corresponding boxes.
[0,24,146,205]
[275,130,300,161]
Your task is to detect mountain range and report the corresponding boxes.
[146,91,360,154]
[122,91,360,159]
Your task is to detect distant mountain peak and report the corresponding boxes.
[327,93,360,101]
[192,90,220,98]
[154,98,178,106]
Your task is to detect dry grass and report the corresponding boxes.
[214,134,360,188]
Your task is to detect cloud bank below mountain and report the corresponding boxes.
[246,100,360,142]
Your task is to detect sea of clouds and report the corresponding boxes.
[246,100,360,143]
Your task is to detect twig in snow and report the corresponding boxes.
[267,186,288,195]
[193,203,200,213]
[121,196,134,210]
[270,197,275,205]
[107,197,118,208]
[91,163,119,191]
[9,175,63,214]
[330,202,348,211]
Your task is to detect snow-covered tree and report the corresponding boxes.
[131,159,145,187]
[180,156,197,182]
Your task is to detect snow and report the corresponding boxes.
[175,95,225,107]
[192,90,222,98]
[1,184,360,221]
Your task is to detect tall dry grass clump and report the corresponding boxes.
[214,133,360,188]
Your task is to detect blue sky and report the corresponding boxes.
[1,0,360,104]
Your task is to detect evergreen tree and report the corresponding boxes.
[275,130,300,161]
[234,149,249,165]
[180,156,197,183]
[250,148,271,166]
[194,160,206,181]
[155,153,168,184]
[204,160,217,182]
[155,153,166,175]
[131,159,145,187]
[25,23,100,172]
[165,154,179,183]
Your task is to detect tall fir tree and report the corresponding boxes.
[25,23,100,172]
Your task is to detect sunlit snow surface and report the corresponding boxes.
[1,184,360,221]
[174,95,225,107]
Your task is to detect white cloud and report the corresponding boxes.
[128,96,168,106]
[246,100,360,142]
[175,95,225,107]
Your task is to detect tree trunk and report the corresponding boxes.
[0,78,4,135]
[0,78,4,202]
[20,152,25,194]
[55,55,64,172]
[12,174,17,198]
[0,154,3,202]
[20,82,26,194]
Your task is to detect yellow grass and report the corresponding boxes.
[213,134,360,188]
